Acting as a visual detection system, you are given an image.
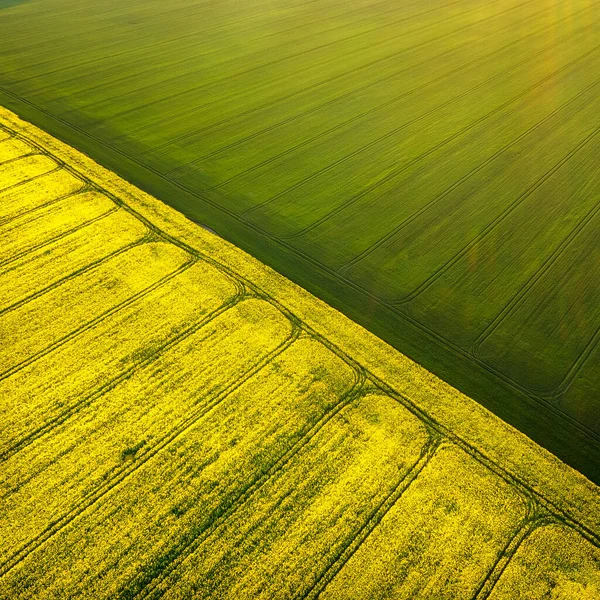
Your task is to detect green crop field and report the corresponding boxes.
[1,0,599,479]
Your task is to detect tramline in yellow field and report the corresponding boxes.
[0,107,598,598]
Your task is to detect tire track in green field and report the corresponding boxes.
[279,38,600,242]
[130,0,526,149]
[336,80,600,277]
[133,362,366,599]
[30,0,404,106]
[542,324,600,401]
[299,437,441,600]
[170,0,573,183]
[469,184,600,379]
[0,319,298,579]
[0,254,196,381]
[390,124,600,305]
[80,0,505,129]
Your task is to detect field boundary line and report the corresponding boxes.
[277,41,600,240]
[300,437,441,600]
[136,364,366,599]
[157,0,573,165]
[0,312,299,580]
[3,79,599,475]
[0,255,196,382]
[10,107,600,547]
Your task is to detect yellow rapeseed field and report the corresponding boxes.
[0,108,599,598]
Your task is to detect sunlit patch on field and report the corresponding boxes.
[0,108,598,598]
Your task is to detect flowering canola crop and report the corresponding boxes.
[0,109,598,599]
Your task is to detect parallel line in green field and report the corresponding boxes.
[81,0,513,127]
[135,365,367,599]
[0,232,153,318]
[0,320,298,580]
[236,22,597,218]
[24,0,403,99]
[470,179,600,377]
[0,0,278,66]
[391,124,600,304]
[336,79,600,276]
[2,0,333,56]
[168,0,574,179]
[300,437,442,600]
[124,0,525,145]
[160,0,581,166]
[0,204,120,270]
[280,42,600,241]
[0,183,90,228]
[0,255,196,382]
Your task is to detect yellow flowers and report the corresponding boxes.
[0,108,598,599]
